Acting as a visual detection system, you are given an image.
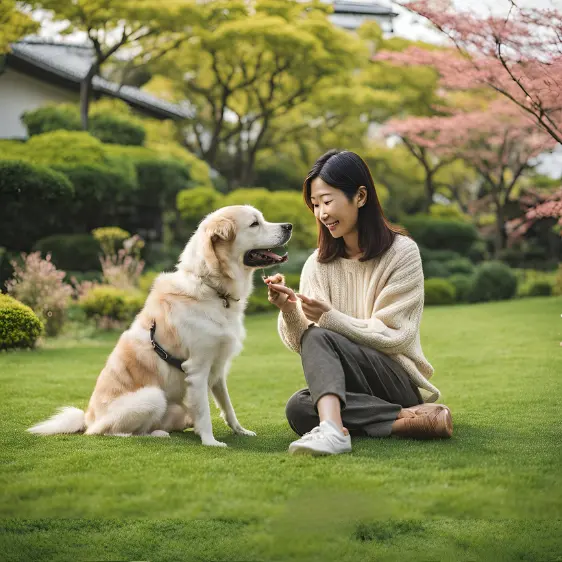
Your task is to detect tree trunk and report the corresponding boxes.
[80,62,99,130]
[493,201,507,257]
[422,172,435,212]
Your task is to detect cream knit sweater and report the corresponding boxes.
[278,234,440,402]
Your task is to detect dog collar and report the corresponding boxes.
[201,279,240,308]
[149,321,185,371]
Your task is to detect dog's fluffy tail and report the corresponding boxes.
[27,407,86,435]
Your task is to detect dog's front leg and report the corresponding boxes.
[211,377,256,437]
[182,359,226,447]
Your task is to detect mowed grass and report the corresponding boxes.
[0,297,561,561]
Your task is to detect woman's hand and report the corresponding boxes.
[264,274,297,313]
[296,293,331,323]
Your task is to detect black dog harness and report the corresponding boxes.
[149,281,240,370]
[150,321,185,371]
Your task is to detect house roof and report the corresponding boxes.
[6,38,192,120]
[332,1,398,18]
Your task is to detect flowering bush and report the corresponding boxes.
[92,227,131,256]
[98,234,145,290]
[6,252,73,336]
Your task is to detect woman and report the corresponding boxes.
[265,149,452,456]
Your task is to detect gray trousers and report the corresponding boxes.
[285,326,423,437]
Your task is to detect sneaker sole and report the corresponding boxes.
[288,445,352,456]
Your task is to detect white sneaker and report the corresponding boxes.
[288,420,352,456]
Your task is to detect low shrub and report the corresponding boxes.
[0,294,43,350]
[79,286,145,327]
[468,262,518,303]
[423,261,450,279]
[448,274,473,303]
[424,278,456,306]
[33,234,101,272]
[527,281,553,297]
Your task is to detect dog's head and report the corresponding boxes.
[200,205,292,277]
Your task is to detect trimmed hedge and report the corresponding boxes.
[107,146,193,235]
[527,281,552,297]
[33,234,101,272]
[89,112,145,146]
[449,274,473,303]
[0,160,74,251]
[446,257,475,276]
[0,294,43,350]
[419,248,461,263]
[22,103,146,146]
[21,105,81,136]
[26,130,107,166]
[423,261,450,279]
[468,262,518,303]
[53,164,137,232]
[79,286,145,324]
[424,278,456,306]
[402,215,479,254]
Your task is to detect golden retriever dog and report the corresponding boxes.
[28,205,292,447]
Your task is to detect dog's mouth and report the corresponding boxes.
[244,247,288,268]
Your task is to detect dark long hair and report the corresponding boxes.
[303,149,408,263]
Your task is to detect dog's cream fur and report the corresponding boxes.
[28,205,292,447]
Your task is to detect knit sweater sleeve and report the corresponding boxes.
[317,240,425,354]
[277,252,321,353]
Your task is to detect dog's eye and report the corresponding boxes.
[250,221,259,227]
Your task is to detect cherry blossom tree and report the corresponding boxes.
[380,1,562,144]
[506,186,562,242]
[385,100,556,254]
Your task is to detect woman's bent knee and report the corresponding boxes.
[300,326,332,351]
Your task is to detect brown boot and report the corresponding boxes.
[393,404,453,439]
[398,403,451,419]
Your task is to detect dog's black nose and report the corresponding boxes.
[282,223,293,231]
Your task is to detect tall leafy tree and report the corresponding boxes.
[26,0,197,128]
[0,1,38,54]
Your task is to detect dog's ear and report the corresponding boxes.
[208,217,236,244]
[203,217,237,276]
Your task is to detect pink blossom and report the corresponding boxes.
[378,1,562,143]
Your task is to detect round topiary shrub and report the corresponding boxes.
[468,261,518,303]
[402,215,478,254]
[89,112,146,146]
[448,274,473,303]
[26,131,107,166]
[423,261,450,279]
[419,247,461,263]
[527,281,553,297]
[0,160,74,251]
[446,257,475,276]
[467,239,488,263]
[79,286,145,325]
[21,105,81,136]
[33,234,101,272]
[0,294,43,350]
[424,278,456,306]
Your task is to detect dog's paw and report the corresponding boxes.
[150,430,171,438]
[234,427,256,437]
[202,438,228,448]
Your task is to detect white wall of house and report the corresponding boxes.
[0,68,78,139]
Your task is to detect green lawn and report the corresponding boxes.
[1,297,561,561]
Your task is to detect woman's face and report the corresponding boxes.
[310,177,365,238]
